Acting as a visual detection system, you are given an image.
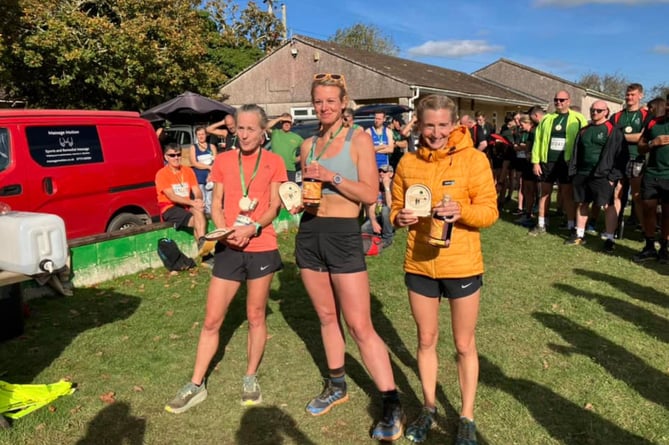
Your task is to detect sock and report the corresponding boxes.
[576,227,585,238]
[381,389,400,405]
[329,367,346,388]
[538,217,546,228]
[603,233,614,241]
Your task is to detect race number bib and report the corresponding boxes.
[172,183,189,197]
[550,137,566,152]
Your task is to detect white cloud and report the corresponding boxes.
[535,0,669,6]
[652,44,669,54]
[407,40,503,58]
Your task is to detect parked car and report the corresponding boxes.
[0,109,164,239]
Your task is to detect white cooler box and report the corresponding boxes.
[0,211,68,275]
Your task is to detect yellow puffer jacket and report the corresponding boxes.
[390,125,498,279]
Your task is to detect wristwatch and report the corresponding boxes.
[253,222,262,237]
[332,173,343,186]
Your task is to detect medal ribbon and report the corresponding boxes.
[554,114,567,130]
[309,124,344,163]
[238,148,262,198]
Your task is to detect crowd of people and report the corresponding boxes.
[152,73,668,444]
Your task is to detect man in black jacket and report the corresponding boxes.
[566,101,627,252]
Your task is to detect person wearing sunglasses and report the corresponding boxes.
[565,101,626,249]
[294,72,405,441]
[529,90,588,236]
[155,143,208,252]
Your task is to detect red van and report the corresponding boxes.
[0,110,163,240]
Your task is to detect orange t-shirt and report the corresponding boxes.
[210,148,287,252]
[155,165,199,214]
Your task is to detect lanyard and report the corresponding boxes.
[309,125,344,163]
[238,148,262,198]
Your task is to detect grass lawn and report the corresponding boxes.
[1,210,668,445]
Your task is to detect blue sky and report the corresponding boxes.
[259,0,669,96]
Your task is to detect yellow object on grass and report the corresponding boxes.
[0,380,75,419]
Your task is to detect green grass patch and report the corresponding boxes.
[1,215,668,444]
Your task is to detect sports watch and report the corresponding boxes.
[253,222,262,237]
[332,173,343,186]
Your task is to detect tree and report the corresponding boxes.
[648,82,669,100]
[202,0,284,78]
[330,23,399,56]
[577,72,629,99]
[0,0,282,109]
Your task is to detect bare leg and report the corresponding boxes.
[300,269,345,370]
[245,273,274,375]
[332,272,396,391]
[449,290,480,420]
[191,277,241,385]
[408,290,440,408]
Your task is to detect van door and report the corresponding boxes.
[0,127,21,205]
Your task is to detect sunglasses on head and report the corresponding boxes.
[165,153,181,158]
[591,108,606,113]
[313,73,347,87]
[554,98,568,103]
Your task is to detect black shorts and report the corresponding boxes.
[212,246,283,281]
[641,175,669,202]
[511,156,526,172]
[295,213,366,274]
[405,273,482,300]
[520,158,536,182]
[625,159,645,179]
[572,174,614,207]
[162,206,192,229]
[537,159,571,184]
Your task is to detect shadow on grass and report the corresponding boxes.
[0,288,140,383]
[572,268,669,309]
[555,283,669,343]
[369,292,464,437]
[479,354,654,445]
[535,312,669,410]
[235,406,316,445]
[75,402,145,445]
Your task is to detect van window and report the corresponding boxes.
[0,128,8,172]
[165,129,192,147]
[26,125,104,167]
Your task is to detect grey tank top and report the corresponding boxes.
[310,127,358,195]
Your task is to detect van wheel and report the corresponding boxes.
[107,213,146,232]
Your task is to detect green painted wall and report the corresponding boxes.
[71,209,301,287]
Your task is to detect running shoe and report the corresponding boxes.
[602,239,615,254]
[405,407,435,443]
[511,208,524,216]
[455,417,478,445]
[370,401,405,442]
[305,380,349,416]
[528,225,546,236]
[241,375,262,406]
[633,246,658,263]
[165,381,207,414]
[564,234,585,246]
[658,248,669,264]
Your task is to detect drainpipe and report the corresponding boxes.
[408,86,420,119]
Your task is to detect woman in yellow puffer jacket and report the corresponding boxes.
[389,94,498,445]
